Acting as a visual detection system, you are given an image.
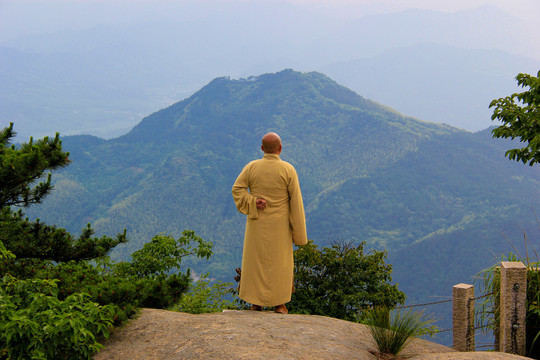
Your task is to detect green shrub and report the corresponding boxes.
[0,229,211,358]
[0,275,116,360]
[127,231,212,277]
[2,230,210,324]
[0,240,14,261]
[171,273,237,314]
[39,260,190,322]
[289,240,405,321]
[0,125,216,357]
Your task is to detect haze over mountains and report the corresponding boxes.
[1,1,538,139]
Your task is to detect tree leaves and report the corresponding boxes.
[0,122,71,208]
[490,70,540,166]
[0,275,115,360]
[127,230,213,277]
[289,240,406,322]
[0,207,127,262]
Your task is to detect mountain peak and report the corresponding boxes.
[119,69,394,144]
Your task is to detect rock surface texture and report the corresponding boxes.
[94,309,532,359]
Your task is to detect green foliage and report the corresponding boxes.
[0,229,211,357]
[490,70,540,166]
[0,240,15,261]
[0,123,126,263]
[36,260,189,321]
[476,258,501,345]
[477,239,540,358]
[2,229,213,323]
[88,231,213,316]
[170,273,237,314]
[125,231,213,277]
[0,207,127,262]
[524,265,540,358]
[0,275,116,360]
[289,240,406,322]
[364,306,436,356]
[0,122,70,208]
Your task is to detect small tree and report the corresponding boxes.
[490,70,540,166]
[289,240,406,322]
[0,122,70,208]
[124,231,212,277]
[0,123,127,264]
[170,274,236,314]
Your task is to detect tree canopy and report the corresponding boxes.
[0,123,127,262]
[0,122,71,208]
[289,240,406,322]
[490,70,540,166]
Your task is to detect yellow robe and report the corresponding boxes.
[232,153,308,306]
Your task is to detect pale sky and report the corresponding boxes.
[1,0,538,138]
[1,0,539,42]
[290,0,538,14]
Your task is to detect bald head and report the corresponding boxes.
[261,132,282,154]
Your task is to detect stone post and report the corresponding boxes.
[493,266,501,351]
[453,283,475,351]
[498,261,527,355]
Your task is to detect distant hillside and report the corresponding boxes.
[25,71,540,335]
[319,43,540,131]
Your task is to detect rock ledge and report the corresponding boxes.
[94,308,531,359]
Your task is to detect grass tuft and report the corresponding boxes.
[364,306,435,357]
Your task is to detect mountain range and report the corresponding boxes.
[24,70,539,327]
[2,3,538,139]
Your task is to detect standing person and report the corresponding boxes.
[232,132,308,314]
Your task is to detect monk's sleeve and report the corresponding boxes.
[232,164,259,219]
[288,167,308,245]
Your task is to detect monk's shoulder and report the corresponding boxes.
[244,159,262,169]
[277,160,299,178]
[280,160,296,170]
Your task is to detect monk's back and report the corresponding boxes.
[247,156,293,216]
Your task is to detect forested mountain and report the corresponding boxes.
[26,70,540,313]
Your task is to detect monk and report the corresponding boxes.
[232,132,308,314]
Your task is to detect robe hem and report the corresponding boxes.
[240,295,292,308]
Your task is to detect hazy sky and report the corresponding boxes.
[1,0,539,42]
[1,0,538,138]
[291,0,539,18]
